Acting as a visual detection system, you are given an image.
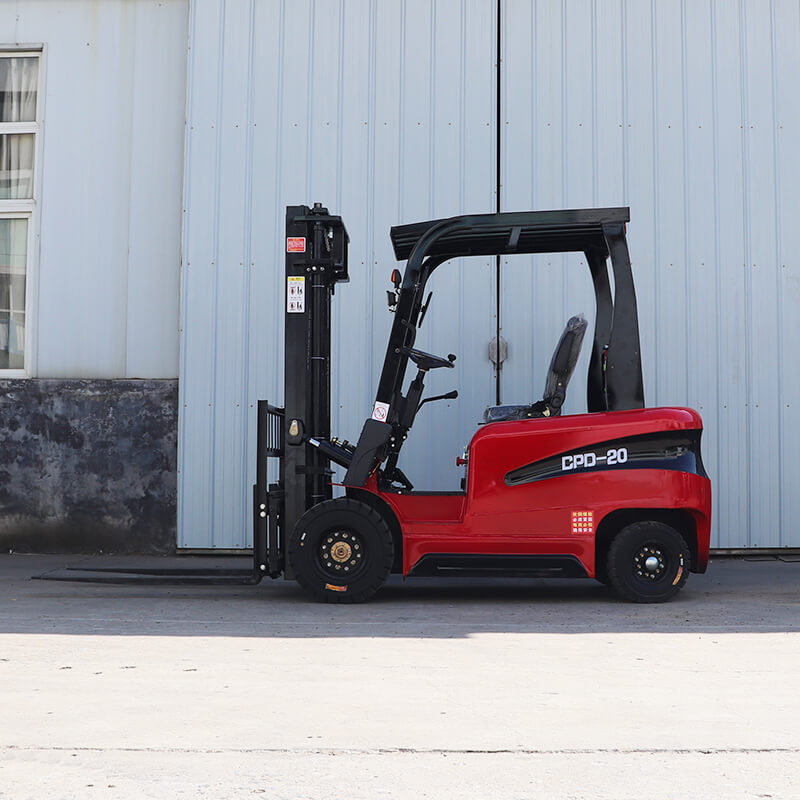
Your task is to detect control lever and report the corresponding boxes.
[417,389,458,412]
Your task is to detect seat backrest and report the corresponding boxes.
[542,314,588,413]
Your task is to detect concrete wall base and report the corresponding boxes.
[0,379,177,554]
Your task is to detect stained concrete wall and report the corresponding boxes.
[0,380,178,553]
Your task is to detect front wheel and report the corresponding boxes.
[607,521,691,603]
[288,498,394,603]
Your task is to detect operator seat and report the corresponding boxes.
[482,314,588,423]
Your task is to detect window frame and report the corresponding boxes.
[0,46,44,376]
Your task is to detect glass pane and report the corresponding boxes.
[0,133,35,199]
[0,57,38,122]
[0,218,27,369]
[10,273,25,308]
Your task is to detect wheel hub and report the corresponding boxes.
[634,545,666,580]
[319,529,363,575]
[330,541,352,563]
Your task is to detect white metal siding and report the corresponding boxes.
[501,0,800,548]
[1,0,187,378]
[179,0,498,548]
[181,0,800,551]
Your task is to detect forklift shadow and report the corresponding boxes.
[7,556,799,638]
[374,576,614,604]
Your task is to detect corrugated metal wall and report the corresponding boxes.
[180,0,800,550]
[500,0,800,548]
[179,0,497,548]
[3,0,187,378]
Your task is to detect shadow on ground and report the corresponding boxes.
[0,553,797,638]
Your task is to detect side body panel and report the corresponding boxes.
[368,407,711,576]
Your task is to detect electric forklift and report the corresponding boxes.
[259,203,711,603]
[40,202,711,602]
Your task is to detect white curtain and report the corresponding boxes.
[0,57,37,200]
[0,218,27,369]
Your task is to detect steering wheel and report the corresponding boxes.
[400,346,456,371]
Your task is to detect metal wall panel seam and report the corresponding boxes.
[749,1,782,547]
[305,2,315,199]
[710,0,727,547]
[529,2,536,211]
[367,0,377,400]
[272,0,287,405]
[738,0,754,546]
[429,0,436,221]
[769,0,785,546]
[591,0,599,207]
[206,0,227,544]
[650,0,660,403]
[398,1,406,216]
[238,0,257,545]
[330,0,344,475]
[336,1,346,215]
[680,0,691,414]
[621,0,630,204]
[559,0,568,309]
[425,0,436,475]
[457,0,467,437]
[177,0,199,547]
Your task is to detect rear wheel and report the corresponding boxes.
[607,521,690,603]
[288,498,394,603]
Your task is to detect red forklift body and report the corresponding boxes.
[362,407,710,578]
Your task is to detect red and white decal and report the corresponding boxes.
[371,401,390,422]
[571,510,594,535]
[287,236,306,253]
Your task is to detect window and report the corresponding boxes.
[0,52,39,371]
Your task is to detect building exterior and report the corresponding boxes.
[0,0,798,553]
[0,1,186,551]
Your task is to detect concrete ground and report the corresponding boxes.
[1,553,799,799]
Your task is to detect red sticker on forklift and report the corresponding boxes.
[287,236,306,253]
[325,583,347,592]
[287,276,305,313]
[371,401,390,422]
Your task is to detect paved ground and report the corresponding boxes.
[1,553,799,799]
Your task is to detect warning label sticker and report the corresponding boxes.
[287,237,306,253]
[371,401,390,422]
[287,276,305,313]
[570,510,594,535]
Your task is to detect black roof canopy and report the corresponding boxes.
[390,207,630,262]
[344,204,644,488]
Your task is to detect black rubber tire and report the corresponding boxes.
[607,521,691,603]
[288,498,394,603]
